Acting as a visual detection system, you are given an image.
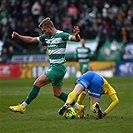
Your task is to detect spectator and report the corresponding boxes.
[0,0,133,63]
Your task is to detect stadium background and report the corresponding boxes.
[0,0,133,78]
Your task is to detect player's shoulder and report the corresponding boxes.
[38,34,47,42]
[56,30,63,33]
[39,34,47,38]
[56,30,70,39]
[84,47,91,50]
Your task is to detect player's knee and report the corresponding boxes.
[53,88,62,97]
[53,93,60,97]
[53,91,61,97]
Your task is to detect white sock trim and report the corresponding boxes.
[21,101,28,108]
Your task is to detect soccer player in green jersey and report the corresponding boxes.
[74,38,91,74]
[9,17,85,115]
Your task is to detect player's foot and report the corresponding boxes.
[77,105,86,118]
[58,103,70,115]
[95,103,102,119]
[9,104,26,114]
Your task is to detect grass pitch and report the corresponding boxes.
[0,77,132,133]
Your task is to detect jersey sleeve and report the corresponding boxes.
[62,32,71,41]
[38,34,47,42]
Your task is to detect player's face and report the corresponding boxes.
[41,26,52,36]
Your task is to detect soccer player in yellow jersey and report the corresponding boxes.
[58,71,119,118]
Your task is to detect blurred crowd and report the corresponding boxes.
[0,0,133,62]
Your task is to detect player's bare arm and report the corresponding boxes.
[11,31,38,43]
[71,26,81,41]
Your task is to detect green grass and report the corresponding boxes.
[0,77,133,133]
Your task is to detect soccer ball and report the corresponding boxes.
[63,107,77,119]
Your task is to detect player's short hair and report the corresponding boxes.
[38,17,54,28]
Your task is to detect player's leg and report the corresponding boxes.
[53,85,78,116]
[77,89,88,105]
[58,84,85,116]
[89,96,100,112]
[49,64,80,112]
[66,84,84,104]
[89,96,103,119]
[88,84,103,118]
[52,79,79,112]
[49,64,71,103]
[9,74,50,113]
[52,86,69,103]
[87,74,104,118]
[77,63,89,104]
[24,74,50,104]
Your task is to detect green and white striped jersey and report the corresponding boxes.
[75,47,91,63]
[37,30,71,64]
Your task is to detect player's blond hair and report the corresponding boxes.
[38,17,54,28]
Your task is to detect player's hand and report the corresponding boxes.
[73,26,80,35]
[12,31,19,38]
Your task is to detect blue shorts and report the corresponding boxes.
[76,71,104,98]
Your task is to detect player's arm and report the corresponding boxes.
[103,93,119,116]
[12,31,38,43]
[70,26,81,42]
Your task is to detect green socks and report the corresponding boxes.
[24,86,76,106]
[25,85,40,104]
[57,92,76,106]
